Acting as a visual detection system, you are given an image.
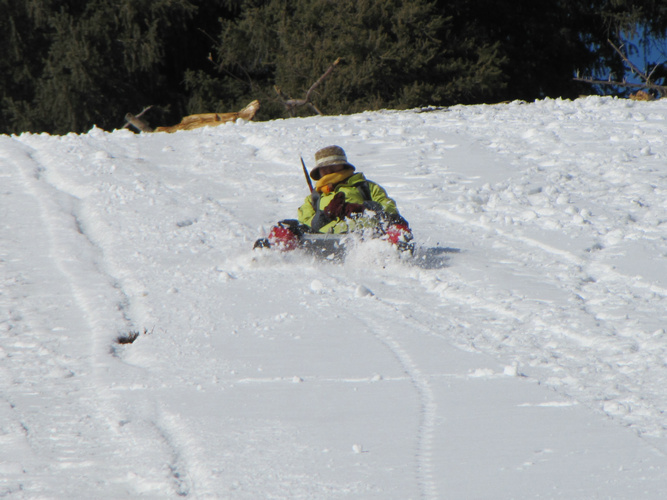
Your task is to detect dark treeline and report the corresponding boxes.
[2,0,666,134]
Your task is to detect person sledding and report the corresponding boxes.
[255,145,412,253]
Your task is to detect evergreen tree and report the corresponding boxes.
[0,0,236,134]
[2,0,666,134]
[441,0,599,101]
[1,0,51,133]
[592,0,667,94]
[446,0,667,100]
[211,0,506,119]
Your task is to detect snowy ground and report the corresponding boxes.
[1,97,666,498]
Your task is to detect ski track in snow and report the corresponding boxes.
[0,136,200,497]
[310,263,439,500]
[438,100,667,438]
[1,97,667,497]
[423,207,667,436]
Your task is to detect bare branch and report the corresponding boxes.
[647,63,661,82]
[608,39,649,83]
[275,58,342,116]
[574,77,667,98]
[307,103,322,115]
[304,57,341,102]
[575,41,667,98]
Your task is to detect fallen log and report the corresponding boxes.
[155,100,260,133]
[124,106,154,132]
[124,100,260,133]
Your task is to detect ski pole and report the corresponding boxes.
[300,156,314,193]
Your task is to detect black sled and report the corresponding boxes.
[253,220,359,260]
[253,219,456,268]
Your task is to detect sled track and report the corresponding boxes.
[314,268,439,500]
[309,197,667,493]
[356,314,438,500]
[412,207,667,438]
[0,137,178,495]
[153,415,194,497]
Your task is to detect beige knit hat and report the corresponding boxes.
[310,145,355,180]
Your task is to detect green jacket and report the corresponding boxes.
[297,172,400,234]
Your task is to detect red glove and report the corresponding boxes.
[323,192,347,219]
[324,192,366,220]
[385,223,412,245]
[344,202,365,217]
[268,224,299,251]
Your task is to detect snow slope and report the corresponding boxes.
[1,97,667,498]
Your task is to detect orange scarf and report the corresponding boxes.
[315,168,355,194]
